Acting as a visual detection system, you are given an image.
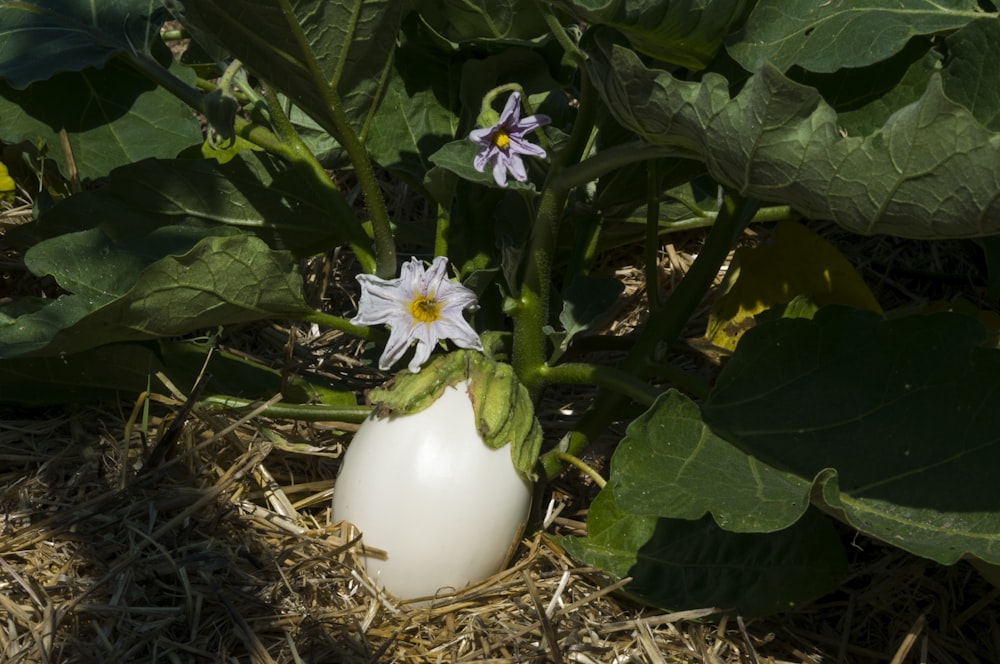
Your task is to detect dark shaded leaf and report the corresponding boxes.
[702,307,1000,565]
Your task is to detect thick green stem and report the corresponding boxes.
[509,73,599,396]
[540,194,760,478]
[276,0,395,278]
[539,362,659,406]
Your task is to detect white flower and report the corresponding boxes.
[351,256,484,372]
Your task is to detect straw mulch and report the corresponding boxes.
[3,172,1000,662]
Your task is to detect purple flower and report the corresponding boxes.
[351,257,483,372]
[469,91,550,187]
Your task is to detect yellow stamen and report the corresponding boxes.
[494,131,510,150]
[410,296,441,323]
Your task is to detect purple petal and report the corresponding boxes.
[506,154,528,182]
[469,126,493,145]
[473,145,495,173]
[508,135,546,159]
[499,91,521,126]
[516,114,550,133]
[492,157,509,186]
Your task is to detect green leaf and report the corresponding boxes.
[942,18,1000,131]
[728,0,985,73]
[559,484,846,616]
[585,30,1000,239]
[20,155,347,257]
[558,275,624,350]
[557,484,658,578]
[557,0,754,69]
[0,60,201,179]
[367,25,461,183]
[705,221,882,351]
[415,0,549,45]
[175,0,402,141]
[428,139,539,191]
[0,0,167,88]
[626,512,846,617]
[702,306,1000,565]
[1,234,311,359]
[612,390,810,531]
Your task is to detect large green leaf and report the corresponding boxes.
[585,29,1000,239]
[366,24,461,183]
[0,60,201,179]
[556,0,754,69]
[700,306,1000,565]
[0,0,167,88]
[941,18,1000,131]
[20,155,349,257]
[727,0,986,73]
[174,0,402,142]
[558,484,846,616]
[1,234,312,359]
[612,390,810,531]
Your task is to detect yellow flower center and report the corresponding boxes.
[493,131,510,150]
[410,295,441,323]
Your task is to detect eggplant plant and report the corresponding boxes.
[1,0,1000,612]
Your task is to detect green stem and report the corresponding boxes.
[534,0,587,65]
[556,452,606,489]
[300,310,380,341]
[276,0,395,278]
[200,397,373,422]
[539,362,659,406]
[645,160,662,313]
[555,141,698,192]
[509,74,599,396]
[123,51,379,274]
[541,194,760,478]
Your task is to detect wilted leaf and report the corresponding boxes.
[585,30,1000,239]
[706,221,882,350]
[175,0,402,142]
[702,306,1000,565]
[728,0,984,73]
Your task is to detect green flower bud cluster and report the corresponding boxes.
[367,350,543,480]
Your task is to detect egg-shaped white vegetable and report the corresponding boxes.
[332,381,532,600]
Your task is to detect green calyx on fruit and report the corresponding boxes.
[367,350,543,480]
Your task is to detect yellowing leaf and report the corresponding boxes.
[706,221,882,350]
[0,161,15,201]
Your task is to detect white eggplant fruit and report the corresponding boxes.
[333,351,542,600]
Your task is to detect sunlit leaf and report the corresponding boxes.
[0,60,201,179]
[728,0,985,73]
[174,0,402,142]
[1,234,311,359]
[585,29,1000,239]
